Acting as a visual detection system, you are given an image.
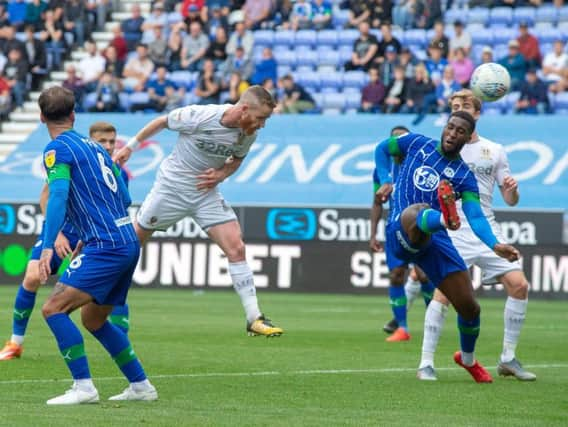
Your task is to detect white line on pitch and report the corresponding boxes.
[1,364,567,385]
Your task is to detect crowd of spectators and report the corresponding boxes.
[0,0,566,118]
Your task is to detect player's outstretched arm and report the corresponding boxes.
[113,115,168,165]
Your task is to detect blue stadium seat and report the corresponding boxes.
[254,30,274,47]
[558,6,568,22]
[540,43,553,56]
[338,29,360,47]
[119,92,130,111]
[504,91,521,112]
[170,71,194,90]
[404,29,427,48]
[482,98,505,114]
[533,27,561,44]
[273,30,295,48]
[277,65,292,76]
[317,30,339,48]
[444,8,467,25]
[338,45,353,64]
[320,87,340,94]
[275,49,297,67]
[345,91,361,110]
[471,28,494,46]
[129,92,150,107]
[318,49,341,68]
[391,28,404,44]
[184,92,199,105]
[343,71,367,89]
[295,65,314,73]
[294,71,321,91]
[493,44,509,60]
[489,7,513,27]
[83,92,97,111]
[332,8,350,29]
[553,91,568,109]
[472,44,486,64]
[320,72,343,90]
[492,27,518,45]
[295,49,318,68]
[322,93,346,110]
[467,7,490,26]
[536,5,558,24]
[513,7,536,27]
[295,30,317,48]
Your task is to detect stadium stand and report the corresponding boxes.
[1,0,568,161]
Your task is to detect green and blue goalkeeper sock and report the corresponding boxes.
[109,304,130,334]
[12,284,36,344]
[45,313,91,379]
[91,321,146,383]
[416,208,445,234]
[389,285,408,331]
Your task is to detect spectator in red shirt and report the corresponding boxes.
[517,21,541,68]
[360,68,386,113]
[181,0,206,18]
[0,71,12,118]
[109,25,128,62]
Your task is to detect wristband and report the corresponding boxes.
[126,137,141,150]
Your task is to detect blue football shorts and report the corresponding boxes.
[59,241,140,306]
[386,220,467,287]
[30,227,81,275]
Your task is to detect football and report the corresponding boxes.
[469,62,511,102]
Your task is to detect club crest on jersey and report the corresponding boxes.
[443,167,455,178]
[44,150,56,168]
[481,148,491,159]
[413,166,440,191]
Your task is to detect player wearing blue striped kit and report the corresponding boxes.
[37,86,156,405]
[374,111,520,383]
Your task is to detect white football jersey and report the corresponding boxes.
[454,136,510,232]
[157,104,256,192]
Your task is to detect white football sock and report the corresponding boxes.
[419,300,448,369]
[229,261,261,323]
[10,334,24,345]
[405,278,421,311]
[461,351,474,367]
[501,296,528,363]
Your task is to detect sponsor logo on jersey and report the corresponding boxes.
[443,167,455,178]
[0,204,16,234]
[413,166,440,191]
[266,209,317,240]
[44,150,56,168]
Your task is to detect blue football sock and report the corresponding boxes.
[109,303,130,334]
[416,208,444,234]
[13,284,36,337]
[421,281,436,306]
[389,285,408,330]
[458,314,480,353]
[45,313,91,379]
[91,321,146,383]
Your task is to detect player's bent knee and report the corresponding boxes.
[457,300,480,321]
[224,240,246,262]
[390,267,407,285]
[81,316,106,332]
[433,289,450,306]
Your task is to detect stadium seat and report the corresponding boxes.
[318,49,341,68]
[492,28,518,45]
[184,92,199,105]
[533,27,561,44]
[338,29,360,47]
[513,7,536,27]
[343,71,367,89]
[489,7,513,27]
[404,29,427,48]
[317,30,339,48]
[345,91,361,110]
[294,71,321,91]
[129,92,150,107]
[275,50,297,67]
[295,65,314,73]
[482,98,505,114]
[169,71,195,90]
[83,92,97,111]
[273,30,295,48]
[504,91,521,112]
[295,49,319,68]
[295,30,317,48]
[254,30,274,47]
[553,91,568,109]
[320,72,343,90]
[471,28,494,46]
[338,46,353,64]
[119,92,130,111]
[493,44,509,60]
[558,6,568,22]
[332,8,350,29]
[311,92,324,108]
[321,92,346,110]
[467,7,490,26]
[444,8,467,25]
[535,5,559,24]
[277,65,292,76]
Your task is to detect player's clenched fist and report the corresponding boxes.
[112,146,133,166]
[196,168,227,191]
[493,243,521,262]
[376,183,393,203]
[502,176,518,193]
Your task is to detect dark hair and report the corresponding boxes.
[38,86,75,123]
[390,125,409,136]
[449,111,476,134]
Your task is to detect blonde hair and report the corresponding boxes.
[448,89,482,112]
[89,121,117,137]
[239,85,276,109]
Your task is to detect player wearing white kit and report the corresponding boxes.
[113,86,283,337]
[417,90,535,381]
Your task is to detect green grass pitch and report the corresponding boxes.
[0,285,567,427]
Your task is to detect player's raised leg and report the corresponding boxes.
[207,220,283,337]
[497,271,536,381]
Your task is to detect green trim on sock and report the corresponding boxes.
[109,315,130,332]
[390,296,408,308]
[461,191,480,203]
[113,345,137,368]
[13,308,33,320]
[420,209,433,233]
[458,325,480,335]
[61,343,86,363]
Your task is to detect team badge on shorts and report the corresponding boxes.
[44,150,56,168]
[150,216,158,225]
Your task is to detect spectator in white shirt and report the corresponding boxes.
[226,21,254,59]
[542,39,568,91]
[77,39,106,91]
[449,20,471,60]
[122,43,155,91]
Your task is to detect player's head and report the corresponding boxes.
[448,89,482,121]
[236,85,276,135]
[38,86,75,126]
[89,121,117,156]
[390,126,409,137]
[441,111,476,156]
